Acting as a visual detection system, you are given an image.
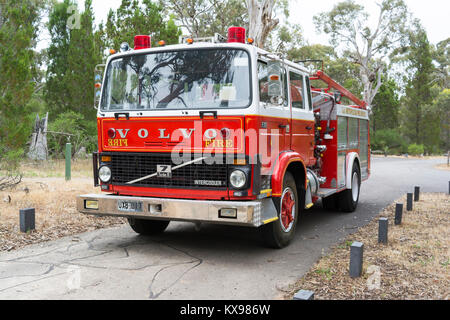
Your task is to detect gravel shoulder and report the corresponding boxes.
[285,193,450,300]
[0,177,125,252]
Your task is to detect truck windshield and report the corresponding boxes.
[101,48,251,111]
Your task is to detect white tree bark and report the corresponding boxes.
[28,112,48,161]
[246,0,278,48]
[316,0,410,108]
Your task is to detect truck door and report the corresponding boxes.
[289,70,315,165]
[257,61,291,164]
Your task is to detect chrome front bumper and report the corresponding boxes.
[76,194,278,227]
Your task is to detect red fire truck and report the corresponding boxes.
[77,27,370,248]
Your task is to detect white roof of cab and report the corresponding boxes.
[106,41,310,74]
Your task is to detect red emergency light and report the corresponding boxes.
[134,35,151,50]
[227,27,246,44]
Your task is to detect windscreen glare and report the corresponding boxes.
[101,49,251,111]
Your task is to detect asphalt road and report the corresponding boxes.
[0,156,448,299]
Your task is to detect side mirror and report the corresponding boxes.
[267,60,285,105]
[94,64,106,109]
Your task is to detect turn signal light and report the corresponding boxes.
[101,156,111,162]
[269,75,280,81]
[234,158,246,165]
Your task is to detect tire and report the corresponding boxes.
[338,162,361,212]
[127,218,170,235]
[322,193,338,210]
[261,172,299,249]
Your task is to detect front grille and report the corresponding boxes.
[107,153,228,189]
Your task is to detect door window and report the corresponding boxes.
[289,71,305,109]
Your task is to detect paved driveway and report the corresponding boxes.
[0,157,448,299]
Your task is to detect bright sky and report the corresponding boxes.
[288,0,450,45]
[79,0,450,46]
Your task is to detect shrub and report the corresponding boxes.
[408,143,425,156]
[371,129,407,154]
[47,111,97,158]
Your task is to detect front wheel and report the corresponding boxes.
[127,218,170,235]
[338,163,361,212]
[261,172,299,248]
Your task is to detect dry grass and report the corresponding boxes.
[0,176,125,252]
[435,163,450,171]
[19,158,93,178]
[285,193,450,300]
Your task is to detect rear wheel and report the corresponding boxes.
[261,172,299,248]
[127,218,170,235]
[338,162,361,212]
[322,193,338,210]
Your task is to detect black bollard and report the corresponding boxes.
[378,218,388,244]
[20,208,35,233]
[414,186,420,201]
[349,241,364,278]
[395,203,403,225]
[407,193,413,211]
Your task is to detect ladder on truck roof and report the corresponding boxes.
[310,70,368,109]
[297,59,368,109]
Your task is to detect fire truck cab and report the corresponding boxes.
[77,27,370,248]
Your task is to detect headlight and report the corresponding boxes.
[230,169,246,189]
[98,166,112,183]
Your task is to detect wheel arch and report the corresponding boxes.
[345,152,361,189]
[271,152,307,197]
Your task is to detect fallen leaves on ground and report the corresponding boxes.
[285,193,449,300]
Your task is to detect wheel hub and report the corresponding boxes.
[352,172,359,202]
[280,188,295,232]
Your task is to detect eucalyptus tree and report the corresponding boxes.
[0,0,44,183]
[314,0,412,107]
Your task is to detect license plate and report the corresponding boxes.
[117,200,143,212]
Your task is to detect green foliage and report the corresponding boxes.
[400,22,436,148]
[65,0,100,121]
[407,143,424,156]
[0,0,43,171]
[313,0,411,106]
[165,0,247,39]
[371,77,400,131]
[272,23,303,55]
[47,111,97,158]
[371,129,407,154]
[45,0,101,121]
[288,44,363,102]
[432,89,450,151]
[45,0,74,114]
[105,0,181,50]
[432,38,449,89]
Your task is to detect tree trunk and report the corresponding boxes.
[247,0,278,48]
[28,112,48,161]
